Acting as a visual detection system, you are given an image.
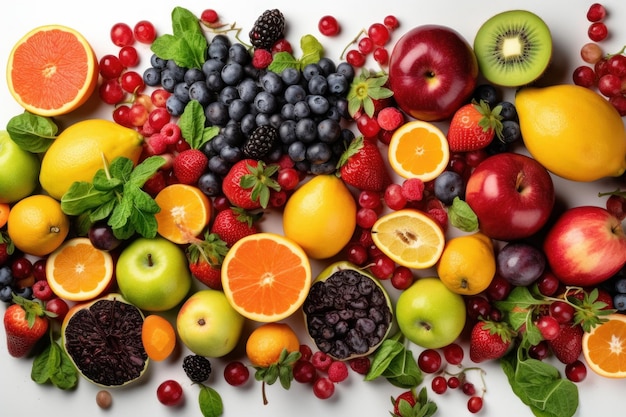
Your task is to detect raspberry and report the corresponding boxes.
[252,48,273,69]
[327,360,348,383]
[349,356,371,375]
[427,207,448,231]
[147,133,167,155]
[401,178,425,201]
[32,280,53,301]
[160,122,181,145]
[377,107,404,131]
[311,351,333,371]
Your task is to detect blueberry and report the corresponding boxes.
[326,73,349,95]
[240,113,257,136]
[296,118,317,143]
[281,67,301,85]
[472,84,500,107]
[317,118,341,143]
[228,99,249,122]
[221,63,245,85]
[165,95,186,116]
[307,95,330,115]
[14,286,33,300]
[614,293,626,311]
[254,91,278,114]
[150,54,167,69]
[207,41,229,61]
[317,57,337,76]
[269,113,284,129]
[202,58,225,77]
[211,134,228,153]
[260,71,284,95]
[255,112,271,127]
[308,74,328,95]
[309,158,337,175]
[143,67,161,86]
[0,266,13,287]
[222,123,245,147]
[284,84,307,104]
[188,81,211,106]
[207,156,230,176]
[615,277,626,293]
[306,142,332,164]
[302,63,322,81]
[184,68,205,86]
[160,69,178,92]
[228,43,251,65]
[501,120,522,144]
[166,60,187,81]
[220,145,243,163]
[237,78,259,103]
[497,101,518,122]
[433,170,465,206]
[211,34,230,46]
[218,86,239,105]
[205,71,226,92]
[205,102,230,126]
[279,120,297,144]
[288,141,307,162]
[197,172,222,197]
[294,101,311,120]
[173,82,190,103]
[0,285,13,303]
[281,103,296,120]
[336,62,355,81]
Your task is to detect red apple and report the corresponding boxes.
[465,152,555,241]
[388,25,478,121]
[543,206,626,286]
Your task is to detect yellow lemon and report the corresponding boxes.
[40,119,143,200]
[437,232,496,295]
[7,194,70,257]
[516,84,626,182]
[283,175,356,259]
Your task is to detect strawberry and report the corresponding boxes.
[337,136,391,192]
[0,231,15,266]
[469,319,516,363]
[446,100,503,152]
[548,324,583,364]
[392,390,417,416]
[4,295,50,358]
[221,159,280,210]
[390,387,437,417]
[210,207,261,247]
[186,232,229,290]
[172,148,208,185]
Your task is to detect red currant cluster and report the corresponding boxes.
[342,16,400,68]
[572,3,626,115]
[417,344,486,414]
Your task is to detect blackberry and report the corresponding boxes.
[182,354,212,383]
[243,125,278,159]
[249,9,285,50]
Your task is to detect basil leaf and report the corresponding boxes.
[365,338,404,381]
[179,100,206,149]
[151,7,208,69]
[6,112,58,153]
[448,197,478,232]
[51,347,78,390]
[382,349,423,389]
[31,342,59,384]
[198,385,223,417]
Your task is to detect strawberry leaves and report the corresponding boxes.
[253,348,301,405]
[347,69,393,118]
[239,161,280,209]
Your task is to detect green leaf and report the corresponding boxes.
[151,7,208,69]
[448,197,479,232]
[300,34,324,67]
[89,198,117,223]
[92,169,123,192]
[108,193,133,231]
[108,156,134,181]
[268,51,300,73]
[129,156,167,187]
[51,347,79,390]
[31,337,78,390]
[198,385,223,417]
[382,349,423,388]
[129,206,158,239]
[365,338,404,381]
[179,100,207,149]
[6,112,58,153]
[60,182,114,216]
[31,342,59,384]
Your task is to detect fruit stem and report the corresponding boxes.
[261,380,268,405]
[339,28,366,59]
[598,188,626,198]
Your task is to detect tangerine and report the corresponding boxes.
[46,237,114,301]
[221,232,311,322]
[141,314,177,361]
[246,322,300,368]
[154,184,212,244]
[6,25,99,116]
[7,194,70,257]
[0,203,9,228]
[371,208,445,269]
[582,313,626,378]
[388,120,450,182]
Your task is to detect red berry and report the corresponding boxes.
[200,9,219,24]
[134,20,157,44]
[565,360,587,382]
[442,343,464,365]
[572,65,596,88]
[384,183,407,210]
[272,38,293,54]
[368,23,390,45]
[293,359,317,383]
[383,15,400,30]
[118,46,139,67]
[223,361,249,386]
[346,50,366,67]
[318,15,340,37]
[390,266,414,290]
[11,257,32,280]
[368,254,395,280]
[252,48,273,69]
[110,22,134,47]
[311,351,332,371]
[536,315,561,341]
[468,396,484,413]
[299,344,313,361]
[373,47,389,65]
[345,243,369,266]
[349,356,371,375]
[32,280,53,301]
[99,54,124,79]
[400,178,424,202]
[462,382,476,396]
[447,376,461,389]
[99,79,125,105]
[587,3,607,22]
[327,360,349,383]
[588,22,608,42]
[431,375,448,394]
[156,380,183,406]
[377,107,404,131]
[417,349,442,373]
[356,207,378,229]
[45,298,70,322]
[358,37,375,55]
[313,377,335,399]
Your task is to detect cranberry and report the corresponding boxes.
[223,361,250,386]
[417,349,442,373]
[156,380,183,406]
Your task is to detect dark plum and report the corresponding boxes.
[88,222,122,251]
[497,242,546,286]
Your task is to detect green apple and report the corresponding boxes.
[177,289,245,358]
[116,237,191,311]
[395,277,466,349]
[0,130,40,203]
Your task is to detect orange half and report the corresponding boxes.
[388,120,450,182]
[45,237,114,301]
[6,25,99,116]
[583,314,626,378]
[154,184,212,244]
[221,233,312,322]
[371,208,445,269]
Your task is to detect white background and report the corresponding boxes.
[1,1,625,416]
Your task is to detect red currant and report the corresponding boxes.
[345,243,369,266]
[200,9,219,24]
[565,360,587,382]
[113,105,133,128]
[587,3,607,22]
[99,54,124,79]
[373,47,389,66]
[467,396,484,413]
[223,361,250,386]
[383,15,400,30]
[358,37,375,55]
[313,377,335,399]
[110,22,134,47]
[118,46,139,68]
[447,376,461,389]
[462,382,476,396]
[536,315,560,341]
[133,20,157,44]
[277,168,300,191]
[390,266,414,290]
[156,380,183,406]
[588,22,608,42]
[356,207,378,229]
[442,343,464,365]
[318,15,340,37]
[417,349,442,373]
[120,71,145,94]
[368,23,390,46]
[346,49,366,67]
[431,375,448,394]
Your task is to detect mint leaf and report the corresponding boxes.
[6,112,58,153]
[448,197,478,232]
[300,34,324,67]
[151,7,208,69]
[365,337,405,381]
[268,51,299,72]
[129,156,167,186]
[61,182,114,216]
[198,385,223,417]
[179,101,218,149]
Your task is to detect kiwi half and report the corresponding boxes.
[473,10,552,87]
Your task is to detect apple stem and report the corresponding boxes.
[147,253,154,267]
[515,171,526,192]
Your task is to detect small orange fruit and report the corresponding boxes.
[46,237,114,302]
[388,120,450,182]
[142,314,177,361]
[221,232,311,322]
[246,322,300,367]
[154,184,212,244]
[7,194,70,257]
[371,208,445,269]
[6,25,99,116]
[583,313,626,378]
[0,203,9,228]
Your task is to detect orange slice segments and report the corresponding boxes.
[6,25,99,116]
[221,233,312,322]
[45,237,114,302]
[388,120,450,182]
[154,184,212,244]
[583,313,626,378]
[371,208,445,269]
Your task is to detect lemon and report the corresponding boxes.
[437,232,496,295]
[7,194,70,257]
[283,175,356,259]
[516,84,626,182]
[40,119,143,200]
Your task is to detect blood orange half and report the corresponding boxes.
[6,25,99,116]
[221,233,312,322]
